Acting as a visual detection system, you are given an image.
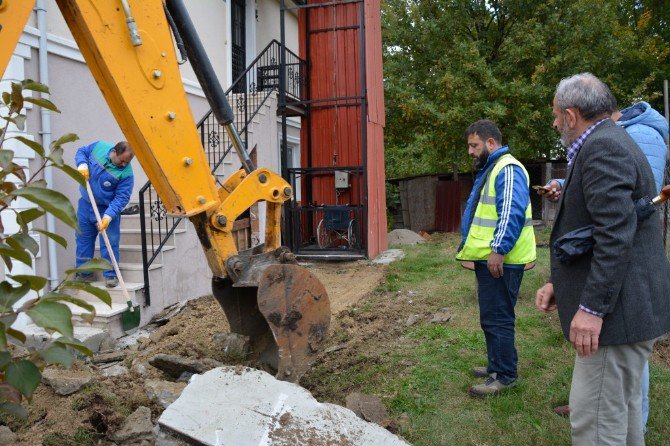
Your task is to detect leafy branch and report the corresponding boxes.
[0,80,112,419]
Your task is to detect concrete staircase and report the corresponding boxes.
[21,213,191,348]
[81,212,190,337]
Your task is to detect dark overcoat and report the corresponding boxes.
[550,119,670,345]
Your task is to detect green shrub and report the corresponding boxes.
[0,80,111,418]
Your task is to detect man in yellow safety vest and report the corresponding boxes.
[456,119,536,397]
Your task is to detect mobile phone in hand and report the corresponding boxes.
[532,185,551,194]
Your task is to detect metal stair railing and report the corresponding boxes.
[138,40,306,305]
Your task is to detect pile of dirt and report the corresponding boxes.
[387,229,425,245]
[5,260,388,445]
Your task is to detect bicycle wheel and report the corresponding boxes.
[347,219,358,248]
[317,219,331,248]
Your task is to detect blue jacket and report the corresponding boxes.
[555,103,668,193]
[461,146,530,264]
[75,141,134,220]
[618,102,668,192]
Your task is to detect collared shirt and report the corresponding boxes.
[566,118,609,166]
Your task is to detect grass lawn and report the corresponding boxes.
[308,232,670,445]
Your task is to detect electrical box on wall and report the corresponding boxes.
[335,170,349,189]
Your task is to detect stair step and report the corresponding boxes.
[120,227,185,245]
[117,262,162,283]
[69,300,130,318]
[68,280,144,305]
[19,323,112,353]
[69,301,132,339]
[120,214,187,230]
[95,244,175,263]
[118,262,162,270]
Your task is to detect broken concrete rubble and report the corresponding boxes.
[144,379,187,409]
[372,248,406,265]
[150,301,188,327]
[136,336,151,350]
[405,314,421,326]
[109,406,154,444]
[430,308,453,323]
[154,425,188,446]
[0,426,17,444]
[159,367,410,446]
[20,324,111,354]
[212,332,250,358]
[131,359,151,377]
[148,353,221,378]
[41,368,94,396]
[345,392,390,426]
[100,364,130,378]
[92,350,127,364]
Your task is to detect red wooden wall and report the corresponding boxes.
[298,0,387,257]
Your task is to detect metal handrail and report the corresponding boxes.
[196,39,304,127]
[138,40,306,305]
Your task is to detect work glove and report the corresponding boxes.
[98,214,112,232]
[77,163,90,181]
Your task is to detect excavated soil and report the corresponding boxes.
[6,260,386,445]
[8,254,670,445]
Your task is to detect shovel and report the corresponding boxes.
[85,180,141,333]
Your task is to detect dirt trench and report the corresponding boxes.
[6,260,387,445]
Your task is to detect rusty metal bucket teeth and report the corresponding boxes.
[257,264,330,383]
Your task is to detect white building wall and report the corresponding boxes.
[29,1,227,94]
[256,0,299,54]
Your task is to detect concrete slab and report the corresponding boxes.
[372,249,406,265]
[20,323,110,353]
[159,367,411,446]
[114,327,153,349]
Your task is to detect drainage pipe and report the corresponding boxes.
[36,0,59,289]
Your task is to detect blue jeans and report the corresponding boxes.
[474,262,524,385]
[76,197,120,278]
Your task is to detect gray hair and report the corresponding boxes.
[554,73,617,120]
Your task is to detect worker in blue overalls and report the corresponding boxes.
[75,141,134,288]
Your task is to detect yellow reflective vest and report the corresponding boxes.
[456,154,536,264]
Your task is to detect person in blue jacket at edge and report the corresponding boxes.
[540,101,668,432]
[74,141,134,288]
[457,119,537,397]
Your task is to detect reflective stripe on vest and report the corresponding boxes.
[472,216,533,228]
[456,154,536,264]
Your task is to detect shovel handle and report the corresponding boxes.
[84,181,135,310]
[652,185,670,206]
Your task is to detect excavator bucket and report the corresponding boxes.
[257,264,330,382]
[212,263,330,383]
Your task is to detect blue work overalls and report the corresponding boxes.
[74,141,133,278]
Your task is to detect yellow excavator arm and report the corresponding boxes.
[1,0,329,382]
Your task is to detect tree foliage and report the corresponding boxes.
[0,81,111,418]
[383,0,670,177]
